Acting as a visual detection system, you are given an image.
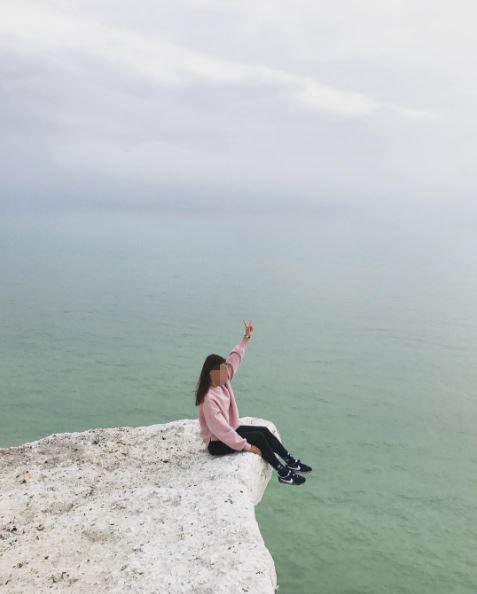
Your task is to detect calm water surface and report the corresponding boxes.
[1,205,476,593]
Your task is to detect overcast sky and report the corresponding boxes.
[1,0,476,213]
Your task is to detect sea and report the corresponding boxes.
[1,202,476,593]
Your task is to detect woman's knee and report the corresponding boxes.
[252,426,275,440]
[246,431,268,446]
[238,425,275,439]
[245,431,261,440]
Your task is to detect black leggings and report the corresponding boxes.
[208,424,289,471]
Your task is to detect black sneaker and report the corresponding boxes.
[278,469,306,485]
[286,459,312,473]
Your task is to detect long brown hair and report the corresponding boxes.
[195,353,226,405]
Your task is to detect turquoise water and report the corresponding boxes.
[1,205,476,593]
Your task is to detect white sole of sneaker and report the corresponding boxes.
[286,466,311,473]
[278,476,305,485]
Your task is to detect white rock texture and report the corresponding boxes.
[0,417,279,593]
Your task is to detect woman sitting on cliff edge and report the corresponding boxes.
[196,320,312,486]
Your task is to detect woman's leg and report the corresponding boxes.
[235,430,286,472]
[207,432,298,478]
[208,431,283,471]
[208,434,281,470]
[236,425,290,460]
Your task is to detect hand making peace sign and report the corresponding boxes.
[243,320,254,337]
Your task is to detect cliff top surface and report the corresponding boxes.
[0,418,278,594]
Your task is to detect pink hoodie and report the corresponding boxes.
[198,337,252,452]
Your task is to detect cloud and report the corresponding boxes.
[0,0,475,212]
[0,2,433,119]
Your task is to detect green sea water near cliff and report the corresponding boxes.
[1,204,476,593]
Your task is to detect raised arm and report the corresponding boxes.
[225,336,250,383]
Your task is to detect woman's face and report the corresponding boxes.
[210,363,228,387]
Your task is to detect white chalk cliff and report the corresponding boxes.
[0,417,279,593]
